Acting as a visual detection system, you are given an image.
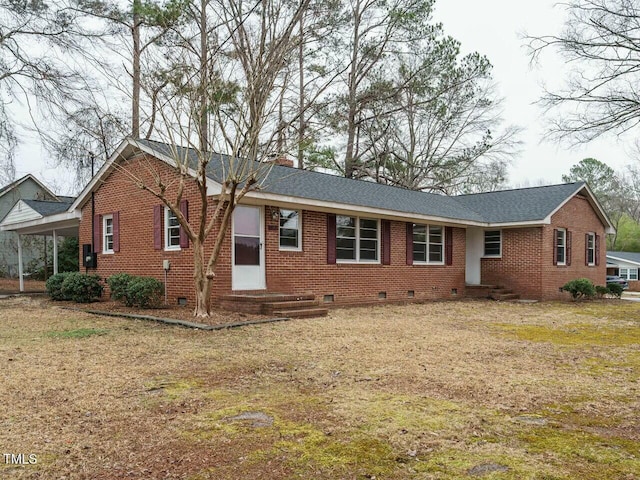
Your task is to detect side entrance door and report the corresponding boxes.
[232,205,266,290]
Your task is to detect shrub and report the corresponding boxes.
[60,273,103,303]
[561,278,596,300]
[46,272,74,300]
[606,282,624,298]
[124,276,164,308]
[595,285,609,298]
[106,273,134,302]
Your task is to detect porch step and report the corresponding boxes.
[262,300,320,314]
[219,292,325,317]
[222,293,315,303]
[272,307,329,318]
[489,289,520,301]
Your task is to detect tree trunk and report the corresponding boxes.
[132,0,141,138]
[344,0,361,179]
[198,0,209,151]
[298,9,305,169]
[192,241,213,317]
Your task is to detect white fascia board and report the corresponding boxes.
[69,138,133,211]
[0,210,81,233]
[543,183,615,234]
[605,255,640,267]
[242,190,487,227]
[130,139,222,195]
[71,138,223,211]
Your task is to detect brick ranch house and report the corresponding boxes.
[1,138,614,308]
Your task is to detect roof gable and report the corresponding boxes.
[0,174,57,201]
[452,183,587,224]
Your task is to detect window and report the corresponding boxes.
[586,233,595,266]
[279,209,301,250]
[556,228,566,265]
[620,268,638,280]
[413,224,444,264]
[165,207,181,250]
[484,230,501,257]
[336,215,379,262]
[103,215,114,253]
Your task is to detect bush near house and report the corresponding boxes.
[606,282,624,298]
[60,273,103,303]
[561,278,596,300]
[107,274,164,309]
[46,272,103,303]
[45,272,74,300]
[595,285,609,298]
[106,273,134,303]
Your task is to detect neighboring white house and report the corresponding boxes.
[606,251,640,291]
[0,175,64,277]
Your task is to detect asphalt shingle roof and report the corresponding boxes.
[607,251,640,265]
[452,183,584,223]
[23,199,74,217]
[136,139,585,225]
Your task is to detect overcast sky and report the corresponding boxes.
[10,0,637,194]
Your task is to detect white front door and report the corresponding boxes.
[232,205,266,290]
[465,227,483,285]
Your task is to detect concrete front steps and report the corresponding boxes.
[489,288,520,301]
[466,284,521,301]
[219,293,328,318]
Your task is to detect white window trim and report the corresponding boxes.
[586,232,595,266]
[556,228,567,266]
[620,268,638,281]
[102,214,114,254]
[413,224,445,265]
[278,209,302,251]
[483,230,502,258]
[336,215,380,264]
[164,207,181,251]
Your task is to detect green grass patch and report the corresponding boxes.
[518,425,640,478]
[495,322,640,346]
[45,328,108,339]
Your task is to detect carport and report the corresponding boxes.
[0,199,79,291]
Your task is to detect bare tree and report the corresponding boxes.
[0,103,17,186]
[528,0,640,142]
[0,0,92,164]
[113,0,309,317]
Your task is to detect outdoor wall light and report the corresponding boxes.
[271,207,279,221]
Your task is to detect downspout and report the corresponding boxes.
[89,153,95,273]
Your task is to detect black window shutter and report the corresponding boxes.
[382,220,391,265]
[327,214,336,264]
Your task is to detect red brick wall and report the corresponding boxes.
[78,153,230,305]
[80,154,466,307]
[481,227,544,298]
[262,207,466,305]
[540,195,607,299]
[480,195,606,300]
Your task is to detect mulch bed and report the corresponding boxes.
[44,299,273,328]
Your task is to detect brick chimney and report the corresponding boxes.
[266,155,294,167]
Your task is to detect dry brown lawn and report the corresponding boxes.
[0,297,638,479]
